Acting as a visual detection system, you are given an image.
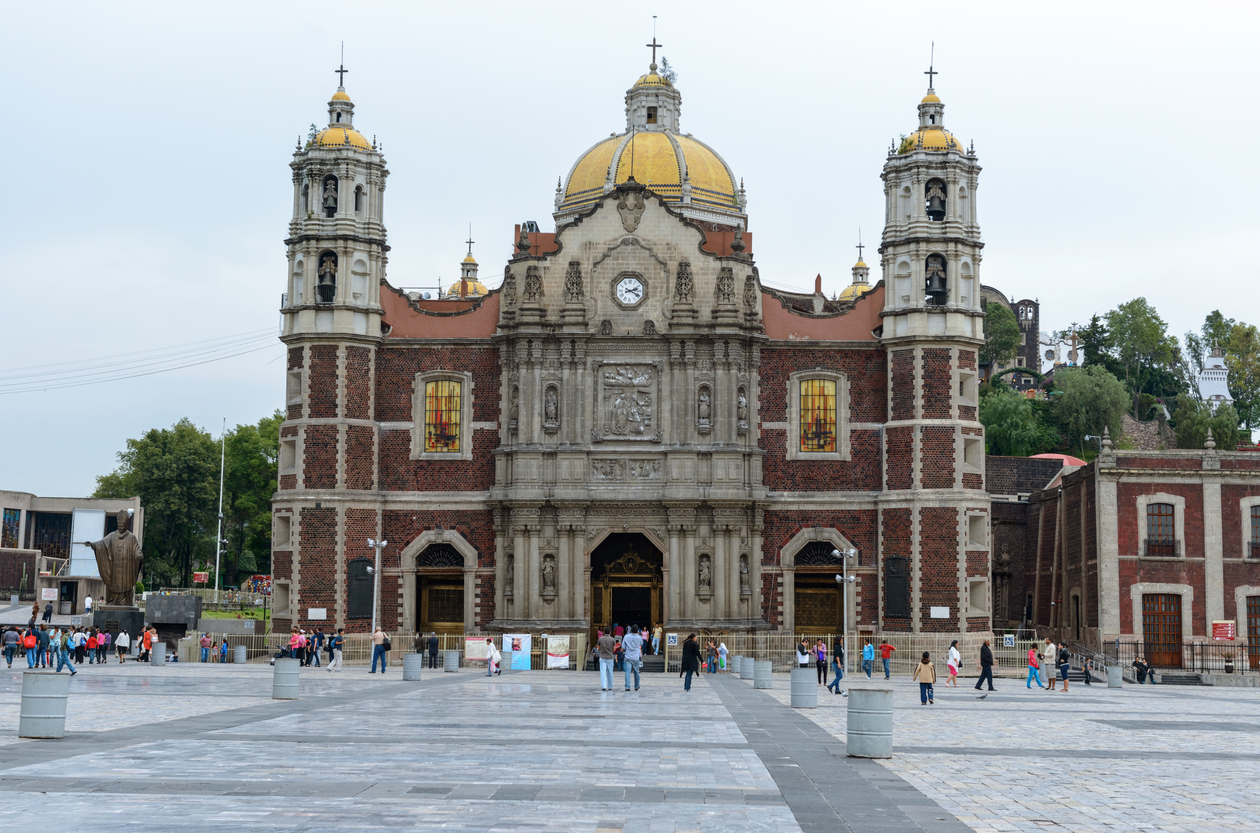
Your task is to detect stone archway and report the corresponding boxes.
[780,527,859,634]
[589,533,663,637]
[400,529,479,632]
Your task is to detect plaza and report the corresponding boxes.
[0,658,1256,832]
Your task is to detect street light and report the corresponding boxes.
[832,548,857,677]
[367,538,388,634]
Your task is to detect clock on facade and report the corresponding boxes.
[615,276,644,307]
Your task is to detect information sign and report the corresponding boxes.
[1003,634,1015,648]
[307,607,327,620]
[1212,620,1236,640]
[41,588,58,601]
[666,633,679,646]
[193,571,209,584]
[929,606,950,619]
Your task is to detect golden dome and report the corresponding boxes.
[853,259,867,269]
[462,255,477,264]
[313,126,372,151]
[920,92,941,103]
[446,278,488,297]
[900,127,965,154]
[633,71,673,89]
[331,89,352,102]
[838,283,874,302]
[559,131,737,214]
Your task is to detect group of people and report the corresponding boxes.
[0,623,160,673]
[594,625,648,690]
[1024,637,1087,692]
[283,626,347,671]
[198,633,230,663]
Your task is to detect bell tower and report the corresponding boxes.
[877,68,991,635]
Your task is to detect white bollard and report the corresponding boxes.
[402,653,424,681]
[790,667,817,708]
[740,657,755,680]
[444,650,460,672]
[234,644,247,665]
[730,655,742,675]
[272,658,300,700]
[753,660,772,689]
[846,687,893,758]
[1107,665,1123,688]
[19,672,69,739]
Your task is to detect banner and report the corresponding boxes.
[547,636,570,669]
[464,637,489,661]
[505,634,532,670]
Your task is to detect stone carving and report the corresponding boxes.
[743,274,758,310]
[715,267,735,304]
[82,509,144,607]
[616,187,646,232]
[502,267,518,308]
[590,458,661,482]
[599,319,613,336]
[698,554,712,592]
[697,386,711,430]
[598,364,655,439]
[642,319,656,336]
[522,265,543,303]
[505,554,515,596]
[564,261,583,302]
[544,388,558,422]
[541,554,556,593]
[674,261,694,303]
[322,178,338,212]
[509,387,519,429]
[740,554,750,593]
[737,388,748,422]
[417,544,464,569]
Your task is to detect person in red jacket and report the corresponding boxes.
[878,640,896,680]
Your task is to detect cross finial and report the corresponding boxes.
[856,228,865,262]
[646,37,663,68]
[924,41,937,89]
[335,42,348,87]
[466,223,475,256]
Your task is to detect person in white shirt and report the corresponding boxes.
[621,625,645,691]
[1042,639,1058,690]
[116,629,130,662]
[84,596,93,614]
[946,640,961,686]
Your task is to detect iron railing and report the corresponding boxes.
[1100,640,1253,675]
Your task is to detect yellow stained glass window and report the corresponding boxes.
[800,379,836,452]
[424,380,461,452]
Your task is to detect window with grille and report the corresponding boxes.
[1251,506,1260,558]
[799,379,836,452]
[424,380,462,453]
[1146,502,1176,556]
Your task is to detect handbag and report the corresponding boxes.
[382,636,392,651]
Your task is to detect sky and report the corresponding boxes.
[3,2,1257,496]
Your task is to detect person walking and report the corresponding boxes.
[22,627,37,669]
[718,642,729,672]
[975,639,996,692]
[86,630,98,664]
[912,651,937,705]
[486,638,502,676]
[38,625,52,668]
[652,624,662,656]
[1043,639,1058,691]
[2,626,18,668]
[427,632,440,669]
[814,639,828,685]
[796,639,811,668]
[706,640,718,674]
[139,627,153,662]
[878,639,896,680]
[98,630,110,663]
[289,627,303,663]
[946,640,961,687]
[1057,643,1071,693]
[84,595,93,615]
[75,627,89,665]
[596,629,616,691]
[200,633,212,663]
[826,642,845,696]
[370,627,388,673]
[309,630,324,667]
[116,629,130,662]
[54,628,77,676]
[622,625,644,691]
[210,641,219,663]
[42,602,53,624]
[862,639,875,679]
[219,641,227,663]
[1026,645,1043,688]
[680,633,702,691]
[327,628,345,672]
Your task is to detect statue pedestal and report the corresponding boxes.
[94,607,145,654]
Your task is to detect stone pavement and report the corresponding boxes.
[0,659,971,832]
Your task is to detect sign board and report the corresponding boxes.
[929,606,950,619]
[42,588,58,601]
[243,620,255,631]
[504,634,532,670]
[193,572,209,584]
[70,616,82,627]
[1212,620,1236,640]
[1003,634,1016,648]
[666,633,679,646]
[307,607,327,620]
[464,637,489,661]
[546,635,570,669]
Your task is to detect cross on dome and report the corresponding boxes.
[646,36,663,69]
[335,42,349,87]
[924,41,937,90]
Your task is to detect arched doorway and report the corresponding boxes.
[415,544,464,634]
[590,533,662,635]
[793,542,843,634]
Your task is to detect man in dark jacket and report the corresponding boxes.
[427,632,440,669]
[42,602,53,623]
[974,639,995,692]
[36,625,51,669]
[680,634,702,691]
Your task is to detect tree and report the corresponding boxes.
[1050,365,1129,453]
[220,411,282,587]
[1103,298,1184,412]
[1171,395,1241,451]
[980,386,1060,456]
[1225,322,1260,431]
[93,419,218,588]
[980,302,1021,371]
[1184,310,1236,379]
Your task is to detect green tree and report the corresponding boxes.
[220,410,282,587]
[1103,298,1184,411]
[980,302,1021,370]
[93,418,218,588]
[1050,365,1129,453]
[1171,395,1241,451]
[1225,323,1260,431]
[980,386,1060,456]
[1184,310,1236,379]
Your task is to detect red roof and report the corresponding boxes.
[1031,453,1087,466]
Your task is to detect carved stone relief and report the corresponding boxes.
[616,187,646,232]
[563,261,583,302]
[590,458,661,482]
[742,273,758,310]
[502,267,517,308]
[522,265,543,303]
[674,261,694,303]
[715,267,734,304]
[591,362,661,443]
[642,319,656,336]
[599,319,613,336]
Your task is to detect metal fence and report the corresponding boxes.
[1102,640,1255,675]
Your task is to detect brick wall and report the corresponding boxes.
[340,508,377,631]
[919,506,959,631]
[308,345,339,418]
[761,430,882,491]
[380,509,496,628]
[885,427,913,490]
[297,507,337,627]
[302,425,338,490]
[344,346,373,420]
[891,350,914,421]
[921,348,952,419]
[345,427,374,491]
[1117,482,1204,557]
[1221,484,1260,558]
[374,345,500,422]
[881,508,912,631]
[920,426,955,488]
[378,429,497,492]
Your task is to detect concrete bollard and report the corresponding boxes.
[1107,665,1123,688]
[753,660,772,689]
[234,644,247,665]
[846,687,893,758]
[151,644,165,666]
[740,657,755,680]
[790,667,817,708]
[272,658,300,700]
[19,672,70,739]
[9,593,18,607]
[444,650,460,672]
[730,655,742,675]
[402,653,424,681]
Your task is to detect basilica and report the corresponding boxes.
[271,54,994,638]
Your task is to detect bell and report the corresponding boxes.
[925,275,947,305]
[926,195,946,221]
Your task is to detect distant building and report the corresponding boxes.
[979,287,1040,390]
[1199,343,1234,413]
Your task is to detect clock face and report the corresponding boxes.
[616,277,644,305]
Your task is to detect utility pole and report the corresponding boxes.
[214,417,226,605]
[367,538,388,634]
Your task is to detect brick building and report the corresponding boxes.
[1024,434,1260,664]
[271,61,995,637]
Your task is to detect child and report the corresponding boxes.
[912,651,937,705]
[211,642,219,663]
[946,639,960,687]
[220,641,228,663]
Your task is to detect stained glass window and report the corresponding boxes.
[424,380,462,453]
[1,509,19,549]
[800,379,836,452]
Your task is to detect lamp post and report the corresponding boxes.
[214,416,226,605]
[367,538,388,634]
[832,548,856,675]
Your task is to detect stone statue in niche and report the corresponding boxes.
[505,554,515,594]
[739,554,750,593]
[737,389,748,423]
[698,554,711,591]
[509,387,519,427]
[697,390,711,425]
[541,555,556,593]
[544,388,557,422]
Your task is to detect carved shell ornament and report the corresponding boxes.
[616,188,646,233]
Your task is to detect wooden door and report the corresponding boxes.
[1142,593,1182,668]
[1248,596,1260,670]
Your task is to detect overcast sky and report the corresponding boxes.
[3,2,1256,497]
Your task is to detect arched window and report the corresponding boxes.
[1146,503,1176,556]
[424,380,463,453]
[316,250,337,304]
[301,183,309,215]
[799,379,836,452]
[925,178,946,221]
[321,175,339,218]
[1250,505,1260,558]
[925,254,947,306]
[354,185,364,215]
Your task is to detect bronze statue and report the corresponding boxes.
[82,510,144,607]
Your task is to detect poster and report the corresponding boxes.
[464,637,489,661]
[42,588,58,601]
[547,636,570,669]
[504,634,532,670]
